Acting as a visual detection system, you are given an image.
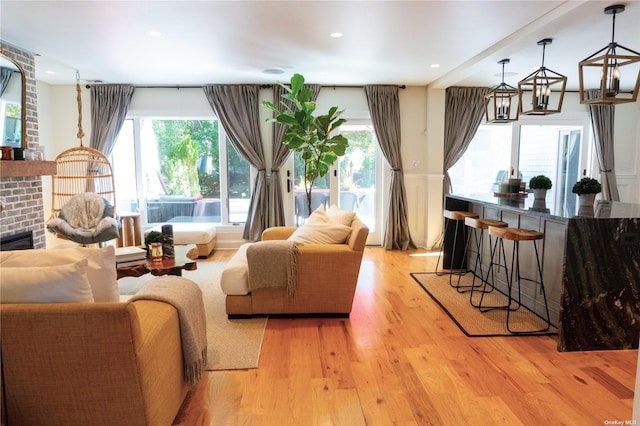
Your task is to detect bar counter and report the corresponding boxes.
[446,193,640,352]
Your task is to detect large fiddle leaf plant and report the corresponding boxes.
[262,73,348,212]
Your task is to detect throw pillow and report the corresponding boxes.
[0,246,119,302]
[287,221,352,244]
[307,204,328,224]
[0,259,94,303]
[327,204,356,227]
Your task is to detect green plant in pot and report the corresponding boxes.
[529,175,552,200]
[144,230,163,256]
[572,176,602,207]
[262,73,348,213]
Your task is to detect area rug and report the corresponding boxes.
[410,271,558,337]
[119,261,267,370]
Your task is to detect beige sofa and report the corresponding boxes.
[0,246,192,425]
[224,216,369,317]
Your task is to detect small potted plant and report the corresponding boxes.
[144,230,163,257]
[529,175,552,200]
[572,177,602,207]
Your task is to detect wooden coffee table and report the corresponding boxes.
[117,244,198,279]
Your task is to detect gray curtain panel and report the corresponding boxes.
[89,84,135,156]
[587,90,620,201]
[443,87,490,194]
[0,67,12,97]
[364,85,416,250]
[203,84,267,241]
[268,84,321,228]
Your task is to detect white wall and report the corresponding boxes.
[37,84,640,249]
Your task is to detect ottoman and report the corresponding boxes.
[151,223,216,258]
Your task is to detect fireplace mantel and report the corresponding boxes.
[0,161,56,178]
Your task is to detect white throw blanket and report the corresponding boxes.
[130,276,207,386]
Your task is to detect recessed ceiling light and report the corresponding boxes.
[430,64,440,68]
[262,68,284,75]
[148,31,162,37]
[330,32,343,38]
[44,70,55,75]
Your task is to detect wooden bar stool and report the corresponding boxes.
[480,226,551,334]
[456,217,508,297]
[434,210,479,284]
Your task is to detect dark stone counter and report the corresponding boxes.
[448,193,640,351]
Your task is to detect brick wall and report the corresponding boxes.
[0,41,45,249]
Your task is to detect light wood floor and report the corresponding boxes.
[174,247,637,425]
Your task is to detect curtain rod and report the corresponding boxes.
[85,83,407,89]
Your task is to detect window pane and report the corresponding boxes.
[112,118,242,225]
[449,125,512,194]
[340,125,376,231]
[112,119,138,213]
[293,151,330,225]
[519,125,582,212]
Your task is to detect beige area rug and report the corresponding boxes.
[119,261,267,370]
[410,271,558,337]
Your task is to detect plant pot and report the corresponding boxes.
[533,188,547,200]
[578,193,596,207]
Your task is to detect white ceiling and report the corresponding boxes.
[1,1,639,90]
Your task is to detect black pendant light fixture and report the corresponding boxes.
[578,4,640,105]
[518,39,567,115]
[485,59,519,123]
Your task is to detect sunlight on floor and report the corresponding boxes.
[409,251,442,257]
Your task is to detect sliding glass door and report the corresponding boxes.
[292,122,381,244]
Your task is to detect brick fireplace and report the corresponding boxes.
[0,42,47,249]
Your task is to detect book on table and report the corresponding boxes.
[116,258,148,268]
[115,246,147,262]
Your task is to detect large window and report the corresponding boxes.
[449,125,512,194]
[112,118,251,225]
[450,119,590,207]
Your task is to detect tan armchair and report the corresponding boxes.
[225,217,369,317]
[0,301,190,425]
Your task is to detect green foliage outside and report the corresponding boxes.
[152,119,249,200]
[340,130,375,190]
[154,120,208,197]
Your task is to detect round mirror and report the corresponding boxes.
[0,53,27,149]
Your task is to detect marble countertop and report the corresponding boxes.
[448,193,640,220]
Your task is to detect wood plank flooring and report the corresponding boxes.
[174,247,637,425]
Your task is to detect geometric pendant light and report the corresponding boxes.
[578,4,640,105]
[518,39,567,115]
[485,59,519,123]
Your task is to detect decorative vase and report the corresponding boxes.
[578,193,596,207]
[532,198,547,210]
[533,188,547,200]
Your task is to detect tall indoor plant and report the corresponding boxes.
[262,73,348,212]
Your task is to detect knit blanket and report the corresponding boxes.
[247,240,299,296]
[130,276,207,386]
[47,192,120,244]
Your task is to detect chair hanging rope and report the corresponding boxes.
[76,70,85,145]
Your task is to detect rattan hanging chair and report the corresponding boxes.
[49,145,117,220]
[46,73,120,245]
